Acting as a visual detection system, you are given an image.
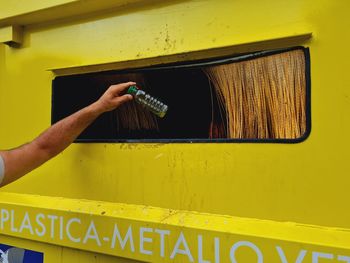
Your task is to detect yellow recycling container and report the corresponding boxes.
[0,1,349,262]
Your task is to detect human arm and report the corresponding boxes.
[0,81,134,187]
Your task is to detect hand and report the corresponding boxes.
[94,82,135,113]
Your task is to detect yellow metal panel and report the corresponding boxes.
[1,192,350,262]
[0,0,349,227]
[60,247,139,263]
[0,26,22,44]
[0,0,156,27]
[0,26,12,42]
[50,33,312,76]
[0,0,77,19]
[0,0,349,261]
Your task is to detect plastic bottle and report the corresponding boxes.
[127,85,168,118]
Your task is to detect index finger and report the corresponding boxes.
[109,82,136,95]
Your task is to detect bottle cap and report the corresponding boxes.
[127,85,139,96]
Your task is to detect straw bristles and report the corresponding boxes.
[205,49,306,139]
[116,101,159,131]
[106,73,159,131]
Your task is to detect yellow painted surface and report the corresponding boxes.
[1,192,350,262]
[0,0,349,261]
[0,0,76,19]
[0,0,157,28]
[0,26,22,45]
[0,26,13,42]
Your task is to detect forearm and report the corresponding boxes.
[0,102,102,186]
[34,102,102,157]
[0,82,134,187]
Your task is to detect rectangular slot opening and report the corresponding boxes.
[52,47,310,143]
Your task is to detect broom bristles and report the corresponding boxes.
[105,73,159,132]
[205,49,306,139]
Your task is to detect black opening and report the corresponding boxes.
[52,46,311,143]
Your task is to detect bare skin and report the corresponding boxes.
[0,81,135,187]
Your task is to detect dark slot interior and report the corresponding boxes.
[52,47,310,143]
[52,68,222,141]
